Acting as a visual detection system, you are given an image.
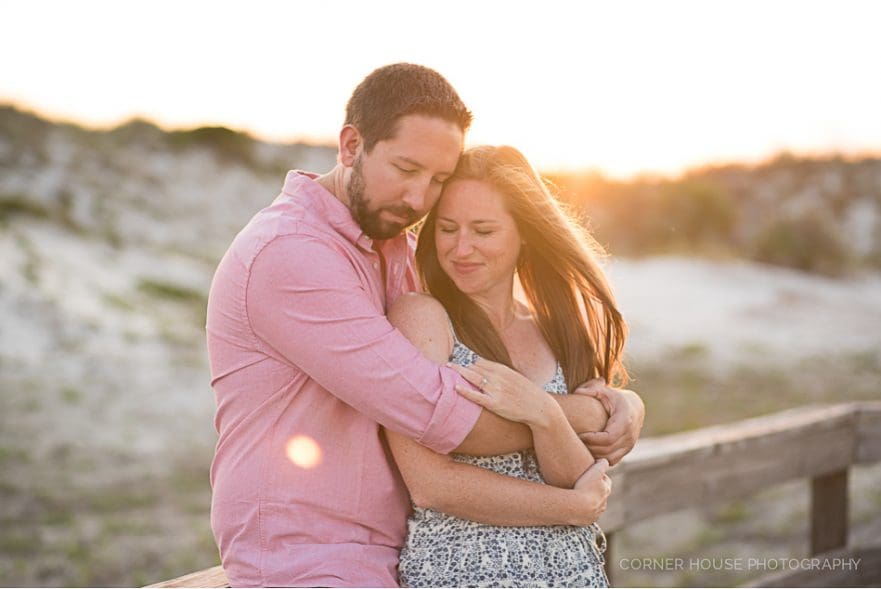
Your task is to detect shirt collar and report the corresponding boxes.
[281,170,385,252]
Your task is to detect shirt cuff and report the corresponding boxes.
[418,367,482,454]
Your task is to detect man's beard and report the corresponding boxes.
[347,156,419,240]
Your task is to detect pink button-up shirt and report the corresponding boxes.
[206,171,481,587]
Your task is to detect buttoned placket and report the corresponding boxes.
[357,234,387,310]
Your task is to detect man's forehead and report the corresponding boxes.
[378,115,463,172]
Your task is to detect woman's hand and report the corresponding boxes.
[450,358,556,428]
[570,458,612,525]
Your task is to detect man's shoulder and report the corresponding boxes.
[234,200,346,260]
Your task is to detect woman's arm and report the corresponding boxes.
[385,428,611,526]
[386,292,612,518]
[452,360,599,488]
[388,292,609,458]
[388,292,533,455]
[530,402,597,488]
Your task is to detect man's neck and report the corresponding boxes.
[316,165,349,207]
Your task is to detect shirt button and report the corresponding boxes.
[373,262,379,269]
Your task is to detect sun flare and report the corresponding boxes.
[285,435,322,469]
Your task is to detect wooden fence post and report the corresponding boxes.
[810,468,848,555]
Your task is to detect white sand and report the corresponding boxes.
[607,256,881,368]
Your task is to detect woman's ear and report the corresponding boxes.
[339,125,362,167]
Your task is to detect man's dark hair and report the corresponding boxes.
[345,63,473,152]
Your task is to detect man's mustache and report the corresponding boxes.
[383,205,418,222]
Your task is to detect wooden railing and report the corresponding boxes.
[148,401,881,588]
[598,401,881,586]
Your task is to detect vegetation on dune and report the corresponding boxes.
[549,152,881,276]
[3,103,879,277]
[166,125,256,165]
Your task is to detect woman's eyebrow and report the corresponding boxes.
[438,217,499,225]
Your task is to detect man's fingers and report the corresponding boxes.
[579,431,616,449]
[574,383,614,415]
[603,410,633,437]
[589,447,627,466]
[606,449,627,466]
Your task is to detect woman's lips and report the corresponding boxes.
[451,261,481,275]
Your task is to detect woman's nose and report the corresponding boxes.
[454,234,474,256]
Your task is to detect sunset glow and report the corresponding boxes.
[3,0,880,177]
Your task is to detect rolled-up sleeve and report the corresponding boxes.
[246,234,480,454]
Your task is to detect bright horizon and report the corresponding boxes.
[3,0,881,178]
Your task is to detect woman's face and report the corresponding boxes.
[434,179,522,298]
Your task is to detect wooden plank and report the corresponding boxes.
[601,404,860,532]
[145,565,228,588]
[748,543,881,587]
[810,469,849,556]
[856,401,881,464]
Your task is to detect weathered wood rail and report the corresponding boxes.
[598,401,881,586]
[148,401,881,587]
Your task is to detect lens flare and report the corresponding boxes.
[285,435,322,469]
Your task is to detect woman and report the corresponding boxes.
[385,145,629,587]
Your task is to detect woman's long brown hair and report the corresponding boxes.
[416,145,628,391]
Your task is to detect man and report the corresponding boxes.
[206,63,644,587]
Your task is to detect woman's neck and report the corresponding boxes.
[469,281,519,333]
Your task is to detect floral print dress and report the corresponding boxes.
[398,331,608,588]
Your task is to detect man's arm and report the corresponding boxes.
[385,428,611,526]
[449,359,599,488]
[247,236,482,454]
[387,292,608,456]
[450,394,608,456]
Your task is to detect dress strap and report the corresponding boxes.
[446,316,461,345]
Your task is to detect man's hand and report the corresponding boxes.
[575,378,645,465]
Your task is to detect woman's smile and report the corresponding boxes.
[435,179,522,298]
[451,261,483,275]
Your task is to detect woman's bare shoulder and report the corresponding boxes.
[388,292,453,362]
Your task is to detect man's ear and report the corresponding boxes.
[339,125,362,167]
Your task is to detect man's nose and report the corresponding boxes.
[402,177,434,212]
[402,191,425,212]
